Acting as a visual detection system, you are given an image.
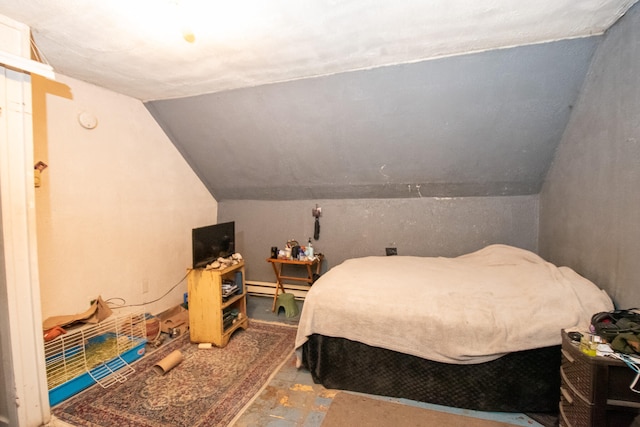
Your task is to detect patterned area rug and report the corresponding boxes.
[52,320,297,427]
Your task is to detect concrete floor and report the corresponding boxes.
[232,295,545,427]
[232,353,334,427]
[247,293,303,326]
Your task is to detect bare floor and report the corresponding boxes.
[233,295,546,427]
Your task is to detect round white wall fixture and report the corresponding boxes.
[78,111,98,129]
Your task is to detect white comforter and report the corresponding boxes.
[295,244,613,364]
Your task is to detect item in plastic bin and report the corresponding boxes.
[568,331,583,342]
[580,334,600,356]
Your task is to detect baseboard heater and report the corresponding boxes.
[245,280,310,300]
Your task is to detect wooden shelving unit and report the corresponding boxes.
[187,261,248,347]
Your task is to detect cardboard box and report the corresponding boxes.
[157,305,189,336]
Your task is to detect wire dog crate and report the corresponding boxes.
[45,309,147,406]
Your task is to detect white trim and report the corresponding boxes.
[0,51,54,79]
[0,66,50,427]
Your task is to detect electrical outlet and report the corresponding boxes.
[385,247,397,256]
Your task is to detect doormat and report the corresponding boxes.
[321,392,526,427]
[52,320,297,427]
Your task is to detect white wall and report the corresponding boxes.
[33,74,218,320]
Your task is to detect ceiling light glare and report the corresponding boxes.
[178,0,269,42]
[182,28,196,43]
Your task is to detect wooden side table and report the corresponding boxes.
[266,255,324,312]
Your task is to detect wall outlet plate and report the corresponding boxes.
[385,247,397,256]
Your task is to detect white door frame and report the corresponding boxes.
[0,65,50,427]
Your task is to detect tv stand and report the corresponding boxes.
[187,261,248,347]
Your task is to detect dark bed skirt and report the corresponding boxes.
[301,334,561,413]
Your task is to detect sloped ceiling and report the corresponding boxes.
[0,0,637,200]
[147,37,599,200]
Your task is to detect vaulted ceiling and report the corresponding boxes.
[1,0,637,200]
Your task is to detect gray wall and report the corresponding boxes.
[219,196,538,282]
[539,4,640,309]
[147,37,598,201]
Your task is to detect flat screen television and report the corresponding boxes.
[192,221,235,269]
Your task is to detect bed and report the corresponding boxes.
[295,244,614,412]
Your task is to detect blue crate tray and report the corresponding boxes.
[48,333,146,406]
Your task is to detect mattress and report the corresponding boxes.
[295,244,613,365]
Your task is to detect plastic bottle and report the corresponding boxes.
[307,238,314,258]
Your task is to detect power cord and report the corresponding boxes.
[105,271,189,309]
